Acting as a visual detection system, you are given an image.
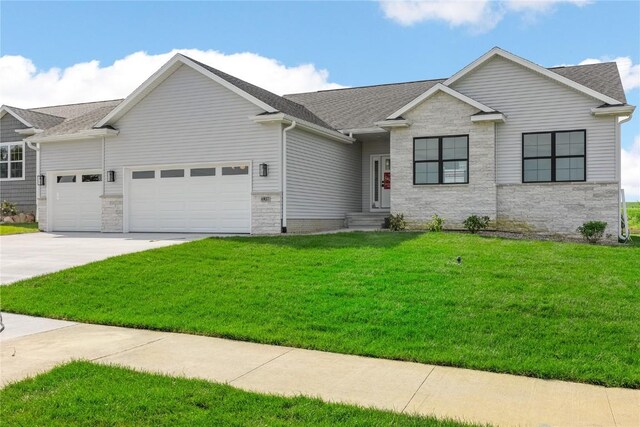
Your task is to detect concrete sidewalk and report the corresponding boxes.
[1,313,638,426]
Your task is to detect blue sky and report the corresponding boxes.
[1,0,639,197]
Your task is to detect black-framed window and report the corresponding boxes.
[522,130,585,183]
[414,135,469,185]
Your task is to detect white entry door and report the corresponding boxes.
[127,163,251,233]
[371,155,391,210]
[50,171,102,231]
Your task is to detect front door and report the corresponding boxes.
[371,155,391,210]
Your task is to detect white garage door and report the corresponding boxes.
[50,171,102,231]
[128,163,251,233]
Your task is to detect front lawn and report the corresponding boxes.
[2,232,638,387]
[0,222,39,235]
[0,362,468,426]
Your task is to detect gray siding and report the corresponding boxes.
[0,113,36,213]
[451,56,617,183]
[105,64,281,195]
[361,138,390,211]
[286,127,361,219]
[39,139,103,198]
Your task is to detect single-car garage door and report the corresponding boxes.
[50,171,102,231]
[127,163,251,233]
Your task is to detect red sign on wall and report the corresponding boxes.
[383,172,391,189]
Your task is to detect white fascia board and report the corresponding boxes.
[27,128,119,143]
[591,105,635,116]
[0,106,34,128]
[96,54,277,127]
[338,127,387,135]
[15,128,43,136]
[373,119,411,128]
[250,113,355,144]
[470,113,506,123]
[444,47,623,105]
[387,83,494,119]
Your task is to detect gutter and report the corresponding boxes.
[618,114,633,242]
[25,140,41,219]
[26,128,119,143]
[281,121,297,233]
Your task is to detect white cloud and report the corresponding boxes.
[0,49,345,108]
[379,0,589,31]
[622,135,640,201]
[577,57,640,92]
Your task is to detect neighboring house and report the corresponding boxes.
[0,101,122,214]
[23,47,634,239]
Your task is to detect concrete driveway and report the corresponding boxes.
[0,232,211,285]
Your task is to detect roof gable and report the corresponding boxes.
[445,47,624,105]
[387,83,496,119]
[96,54,334,131]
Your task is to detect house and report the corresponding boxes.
[21,47,634,239]
[0,100,121,214]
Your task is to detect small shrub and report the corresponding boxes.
[427,214,445,232]
[577,221,607,244]
[1,200,17,216]
[463,215,490,234]
[385,213,406,231]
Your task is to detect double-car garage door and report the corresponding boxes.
[49,163,251,233]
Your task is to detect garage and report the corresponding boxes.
[127,163,251,233]
[50,171,102,231]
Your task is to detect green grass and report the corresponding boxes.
[0,362,469,426]
[0,222,39,235]
[2,232,639,388]
[627,201,640,234]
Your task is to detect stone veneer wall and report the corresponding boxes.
[252,192,282,234]
[287,218,346,233]
[36,198,47,231]
[390,91,497,229]
[497,182,620,240]
[101,195,123,232]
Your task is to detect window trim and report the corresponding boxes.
[521,129,586,183]
[0,142,26,181]
[413,135,469,185]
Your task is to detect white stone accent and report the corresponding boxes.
[497,182,620,240]
[101,195,123,233]
[36,197,47,231]
[252,192,282,234]
[390,91,497,229]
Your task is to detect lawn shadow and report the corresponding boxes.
[215,230,424,249]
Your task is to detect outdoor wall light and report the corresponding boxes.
[37,174,45,186]
[107,170,116,182]
[259,163,268,177]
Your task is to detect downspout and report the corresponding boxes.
[25,140,40,220]
[101,137,106,196]
[618,115,632,242]
[281,121,297,233]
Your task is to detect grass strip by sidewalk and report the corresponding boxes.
[0,361,474,426]
[2,232,638,388]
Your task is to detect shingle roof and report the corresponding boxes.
[284,79,444,130]
[29,99,124,120]
[37,103,122,137]
[183,56,334,130]
[285,63,627,130]
[4,106,66,129]
[548,62,626,104]
[16,58,627,139]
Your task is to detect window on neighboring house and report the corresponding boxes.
[0,142,24,180]
[522,130,585,183]
[414,135,469,185]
